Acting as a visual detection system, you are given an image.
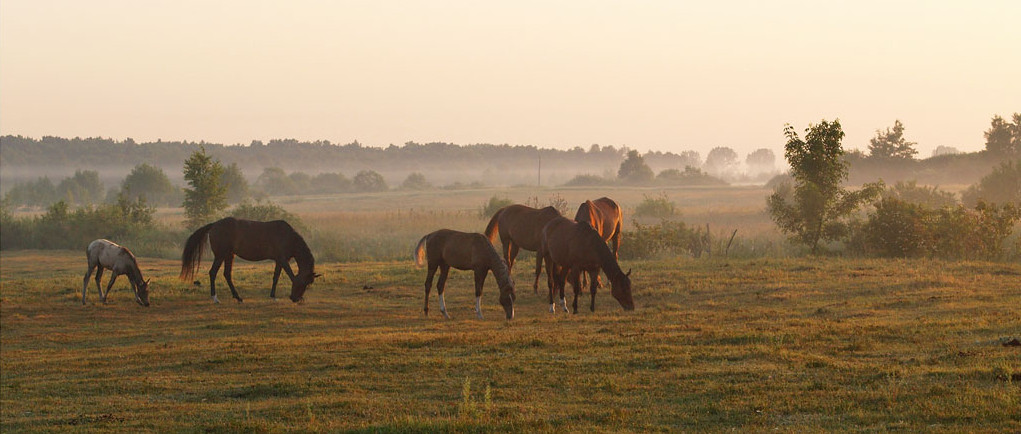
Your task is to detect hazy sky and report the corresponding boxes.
[2,1,1019,158]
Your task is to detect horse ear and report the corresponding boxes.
[626,268,632,277]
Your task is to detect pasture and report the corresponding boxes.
[2,186,1019,431]
[2,249,1019,431]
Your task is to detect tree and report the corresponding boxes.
[182,147,227,229]
[766,120,883,254]
[960,159,1021,207]
[931,145,960,157]
[867,120,917,161]
[704,147,739,177]
[401,172,432,190]
[353,170,388,192]
[58,170,104,205]
[220,163,249,204]
[121,163,179,206]
[256,167,296,196]
[617,150,654,183]
[984,113,1021,157]
[745,148,776,175]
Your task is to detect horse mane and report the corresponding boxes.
[578,222,625,278]
[484,240,514,290]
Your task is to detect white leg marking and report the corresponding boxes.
[560,297,569,314]
[212,295,220,304]
[439,293,450,319]
[549,303,556,313]
[475,296,483,319]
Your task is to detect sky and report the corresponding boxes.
[1,1,1019,158]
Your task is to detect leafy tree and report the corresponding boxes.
[961,159,1021,207]
[182,147,227,229]
[121,163,180,206]
[58,170,104,205]
[766,120,883,254]
[353,170,388,192]
[401,172,432,190]
[984,113,1021,157]
[617,150,654,184]
[311,172,352,194]
[704,147,739,177]
[867,120,917,161]
[3,177,58,207]
[220,163,249,204]
[256,167,297,196]
[745,148,776,175]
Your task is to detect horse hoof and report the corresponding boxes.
[235,298,244,303]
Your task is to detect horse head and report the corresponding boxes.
[610,268,634,311]
[135,278,151,307]
[498,278,516,320]
[289,272,320,303]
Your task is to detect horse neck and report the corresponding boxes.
[574,203,591,223]
[125,259,144,286]
[485,244,513,291]
[591,231,624,278]
[293,241,315,276]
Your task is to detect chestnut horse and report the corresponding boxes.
[574,197,623,257]
[82,239,150,306]
[536,216,634,314]
[484,204,562,293]
[415,229,516,320]
[180,217,318,303]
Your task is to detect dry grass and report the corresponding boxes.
[2,250,1019,432]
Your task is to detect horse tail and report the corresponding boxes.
[180,222,215,281]
[484,208,502,243]
[414,234,429,267]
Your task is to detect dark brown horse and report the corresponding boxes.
[574,197,623,257]
[536,216,634,313]
[180,217,318,303]
[484,204,562,293]
[415,229,515,320]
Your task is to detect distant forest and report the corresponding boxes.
[0,131,1014,195]
[0,135,712,189]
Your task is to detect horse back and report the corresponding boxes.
[502,205,561,250]
[88,239,137,272]
[211,218,304,261]
[428,229,494,271]
[542,217,602,270]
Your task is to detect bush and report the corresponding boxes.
[0,196,159,251]
[562,174,611,187]
[883,180,957,208]
[961,159,1021,207]
[229,199,306,233]
[479,196,514,219]
[634,193,677,219]
[850,197,1021,260]
[619,220,708,260]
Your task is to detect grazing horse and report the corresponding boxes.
[82,239,150,306]
[484,204,562,293]
[574,197,623,257]
[536,216,634,314]
[180,217,318,303]
[415,229,515,320]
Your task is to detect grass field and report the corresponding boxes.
[2,248,1019,432]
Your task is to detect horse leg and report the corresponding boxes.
[93,267,105,301]
[270,263,283,299]
[473,269,487,320]
[223,255,243,303]
[103,272,118,304]
[423,264,437,316]
[209,257,223,303]
[82,264,96,305]
[569,269,582,314]
[436,266,451,319]
[558,268,570,314]
[588,270,599,312]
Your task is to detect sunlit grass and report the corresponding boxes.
[2,250,1019,431]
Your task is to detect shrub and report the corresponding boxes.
[619,220,707,260]
[479,196,514,219]
[634,193,677,219]
[229,199,306,232]
[961,159,1021,207]
[562,174,611,187]
[884,180,957,208]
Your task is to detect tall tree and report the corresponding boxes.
[767,120,883,253]
[182,147,227,229]
[122,163,179,206]
[617,150,654,183]
[867,120,917,161]
[704,146,739,177]
[220,163,249,204]
[745,148,776,175]
[984,113,1021,157]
